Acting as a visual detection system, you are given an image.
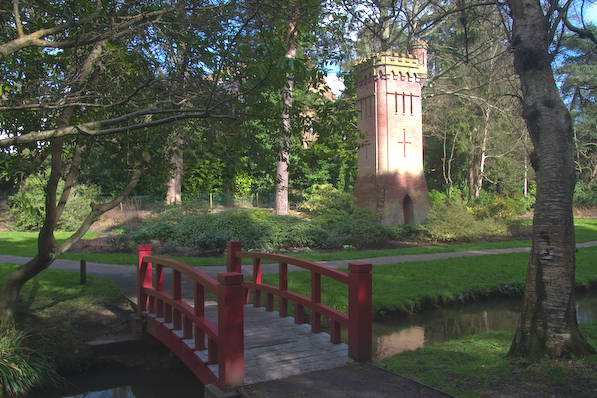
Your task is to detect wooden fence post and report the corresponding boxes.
[80,259,86,285]
[226,241,242,273]
[217,272,245,389]
[348,262,372,361]
[137,244,152,315]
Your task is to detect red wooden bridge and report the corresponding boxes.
[137,241,372,391]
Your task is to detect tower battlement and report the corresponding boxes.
[354,44,428,85]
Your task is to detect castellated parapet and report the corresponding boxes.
[353,43,431,225]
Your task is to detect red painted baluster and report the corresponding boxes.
[173,270,182,330]
[266,293,274,312]
[348,262,373,361]
[208,338,218,364]
[194,282,205,350]
[279,263,288,317]
[330,320,341,344]
[226,241,242,273]
[183,315,192,339]
[253,258,262,307]
[294,303,304,324]
[156,264,164,317]
[137,244,152,315]
[165,301,172,324]
[311,271,321,333]
[217,272,244,389]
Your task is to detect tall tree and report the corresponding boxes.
[0,0,275,320]
[275,7,298,215]
[505,0,596,358]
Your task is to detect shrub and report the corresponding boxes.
[299,184,354,215]
[315,207,389,248]
[423,198,509,241]
[121,206,392,252]
[8,171,100,231]
[386,224,421,240]
[574,181,597,206]
[472,190,533,219]
[0,327,61,397]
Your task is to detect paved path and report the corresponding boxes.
[2,241,597,298]
[238,363,454,398]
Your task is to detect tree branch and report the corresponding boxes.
[0,8,172,59]
[0,108,237,147]
[58,152,150,254]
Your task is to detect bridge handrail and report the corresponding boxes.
[226,241,372,361]
[137,244,244,390]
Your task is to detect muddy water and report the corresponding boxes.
[373,289,597,359]
[28,367,204,398]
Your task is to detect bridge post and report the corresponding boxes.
[217,272,245,389]
[137,244,153,315]
[348,262,372,361]
[226,241,242,273]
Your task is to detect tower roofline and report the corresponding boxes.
[354,50,428,84]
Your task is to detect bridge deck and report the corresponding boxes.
[157,302,353,385]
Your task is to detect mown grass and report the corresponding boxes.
[382,322,597,398]
[0,262,126,380]
[261,246,597,316]
[0,263,123,315]
[1,218,596,266]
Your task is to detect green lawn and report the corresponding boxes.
[1,218,596,266]
[0,262,127,385]
[261,246,597,316]
[0,262,123,314]
[382,323,597,397]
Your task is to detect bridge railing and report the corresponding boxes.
[226,241,372,361]
[137,245,244,390]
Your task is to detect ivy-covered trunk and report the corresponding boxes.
[507,0,595,358]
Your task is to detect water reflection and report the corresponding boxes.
[373,289,597,359]
[30,368,204,398]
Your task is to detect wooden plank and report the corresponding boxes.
[156,283,356,387]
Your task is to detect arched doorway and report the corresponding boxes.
[403,195,414,225]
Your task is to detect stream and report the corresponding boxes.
[372,288,597,359]
[33,289,597,397]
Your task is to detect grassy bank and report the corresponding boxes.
[0,263,127,375]
[382,323,597,397]
[1,218,596,266]
[262,246,597,316]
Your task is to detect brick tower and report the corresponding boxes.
[353,43,431,225]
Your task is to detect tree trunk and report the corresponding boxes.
[275,16,297,216]
[166,131,183,204]
[507,0,595,359]
[472,107,491,199]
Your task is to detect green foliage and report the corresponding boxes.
[8,170,100,231]
[122,206,390,252]
[423,192,509,241]
[574,181,597,206]
[385,224,422,240]
[299,184,354,214]
[472,190,534,219]
[0,327,61,397]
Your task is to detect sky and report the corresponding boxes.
[324,2,597,97]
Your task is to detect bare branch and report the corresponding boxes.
[58,152,150,254]
[0,8,172,59]
[12,0,24,37]
[0,108,237,147]
[563,13,597,44]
